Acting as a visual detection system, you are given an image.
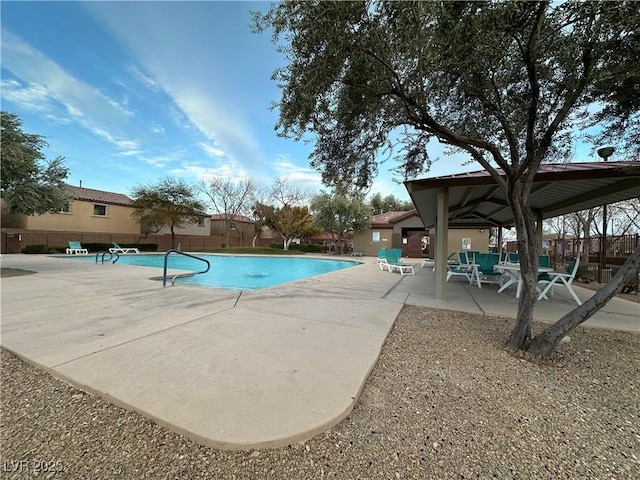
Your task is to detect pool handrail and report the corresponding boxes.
[163,249,210,287]
[95,251,120,264]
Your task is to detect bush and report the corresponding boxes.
[611,266,639,294]
[576,263,597,283]
[136,243,157,252]
[22,244,47,254]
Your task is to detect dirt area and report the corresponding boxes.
[0,268,36,277]
[577,280,640,304]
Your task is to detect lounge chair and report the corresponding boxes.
[66,241,88,254]
[537,256,582,305]
[471,253,503,288]
[376,248,388,265]
[446,251,474,283]
[381,249,415,275]
[109,242,140,254]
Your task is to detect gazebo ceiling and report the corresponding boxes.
[405,162,640,229]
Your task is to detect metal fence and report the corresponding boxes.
[507,234,638,283]
[1,229,274,254]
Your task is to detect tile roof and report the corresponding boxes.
[210,214,254,223]
[67,185,133,206]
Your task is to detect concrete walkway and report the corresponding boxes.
[1,254,638,450]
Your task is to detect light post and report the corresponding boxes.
[597,146,615,282]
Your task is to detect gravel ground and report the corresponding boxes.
[2,305,639,479]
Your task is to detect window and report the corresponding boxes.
[58,203,71,213]
[197,217,205,227]
[93,204,107,216]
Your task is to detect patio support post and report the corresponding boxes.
[435,187,449,300]
[536,213,543,251]
[597,147,614,283]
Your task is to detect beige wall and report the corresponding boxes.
[353,227,394,256]
[442,228,491,258]
[157,218,211,236]
[2,199,140,234]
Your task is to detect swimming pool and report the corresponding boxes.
[65,254,360,290]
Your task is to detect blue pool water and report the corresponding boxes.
[65,254,359,290]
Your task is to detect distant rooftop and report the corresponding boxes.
[66,185,133,206]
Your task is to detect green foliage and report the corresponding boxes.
[576,263,597,283]
[205,246,299,255]
[255,1,639,183]
[310,190,372,243]
[22,244,48,254]
[611,265,639,293]
[291,243,325,253]
[255,0,640,353]
[257,203,316,250]
[1,111,71,215]
[369,193,413,214]
[131,177,206,246]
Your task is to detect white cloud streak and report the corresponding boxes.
[82,2,270,176]
[1,27,138,151]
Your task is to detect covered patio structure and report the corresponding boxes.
[405,161,640,300]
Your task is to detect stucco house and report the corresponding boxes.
[1,186,140,234]
[0,185,211,253]
[353,210,491,258]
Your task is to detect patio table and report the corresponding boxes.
[495,264,554,298]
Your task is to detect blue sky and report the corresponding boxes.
[1,1,600,205]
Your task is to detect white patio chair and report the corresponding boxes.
[537,257,582,305]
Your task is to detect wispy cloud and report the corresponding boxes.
[199,141,225,158]
[273,154,323,191]
[1,27,138,152]
[82,2,271,176]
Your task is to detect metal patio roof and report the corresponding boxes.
[405,161,640,229]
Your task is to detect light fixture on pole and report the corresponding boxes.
[596,146,615,282]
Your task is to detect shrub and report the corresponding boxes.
[611,266,639,294]
[22,244,47,254]
[576,263,597,283]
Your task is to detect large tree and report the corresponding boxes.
[311,189,372,254]
[131,177,206,249]
[254,1,640,358]
[196,177,256,247]
[369,193,413,215]
[256,202,316,251]
[0,111,70,215]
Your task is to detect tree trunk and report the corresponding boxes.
[170,225,176,250]
[506,179,539,349]
[528,245,640,359]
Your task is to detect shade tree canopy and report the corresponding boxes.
[0,111,70,215]
[254,1,640,358]
[311,189,372,254]
[130,177,206,249]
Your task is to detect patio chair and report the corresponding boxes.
[446,251,474,283]
[376,248,388,266]
[472,253,503,288]
[109,242,140,254]
[381,249,414,275]
[66,241,88,254]
[537,256,582,305]
[537,255,551,282]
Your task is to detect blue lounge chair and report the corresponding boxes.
[381,249,414,275]
[109,242,140,254]
[66,241,88,254]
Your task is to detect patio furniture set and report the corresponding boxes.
[442,251,582,305]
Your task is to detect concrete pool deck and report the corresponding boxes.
[1,254,638,450]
